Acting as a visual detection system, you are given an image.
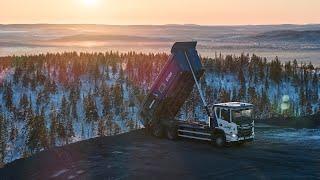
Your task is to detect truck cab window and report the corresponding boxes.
[232,109,253,125]
[220,109,230,122]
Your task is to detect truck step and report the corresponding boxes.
[178,129,211,136]
[178,134,211,141]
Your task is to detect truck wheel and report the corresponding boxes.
[166,127,178,140]
[213,134,226,147]
[151,123,164,138]
[236,141,245,146]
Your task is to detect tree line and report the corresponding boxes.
[0,51,318,164]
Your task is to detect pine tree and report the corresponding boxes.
[247,87,257,104]
[260,89,270,113]
[264,78,269,90]
[238,68,245,87]
[21,73,29,88]
[112,122,121,135]
[312,72,319,103]
[49,105,58,147]
[258,60,265,81]
[248,63,253,82]
[66,119,74,144]
[105,65,110,80]
[0,113,7,165]
[219,89,230,102]
[35,92,41,110]
[306,102,313,115]
[128,96,135,114]
[60,95,69,121]
[81,124,85,139]
[120,111,128,122]
[57,120,66,144]
[69,86,79,120]
[111,62,117,76]
[238,85,246,101]
[36,90,49,109]
[19,93,29,109]
[13,66,22,84]
[48,80,57,94]
[18,93,29,121]
[84,93,99,122]
[105,114,113,136]
[102,93,111,116]
[70,102,78,120]
[114,82,123,115]
[231,88,238,102]
[299,87,307,115]
[26,109,48,153]
[270,57,282,84]
[98,119,106,137]
[9,125,18,141]
[312,72,318,86]
[3,82,13,111]
[119,65,125,80]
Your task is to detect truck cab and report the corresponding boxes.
[178,102,254,146]
[213,102,254,143]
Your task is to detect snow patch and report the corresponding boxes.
[50,169,69,178]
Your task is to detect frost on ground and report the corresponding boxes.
[51,169,69,178]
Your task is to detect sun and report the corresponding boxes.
[83,0,97,6]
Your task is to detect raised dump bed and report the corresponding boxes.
[140,42,204,127]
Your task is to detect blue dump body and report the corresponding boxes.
[140,42,204,126]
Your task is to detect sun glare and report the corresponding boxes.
[83,0,97,6]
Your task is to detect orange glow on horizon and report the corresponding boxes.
[0,0,319,25]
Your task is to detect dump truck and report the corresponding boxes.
[140,42,254,146]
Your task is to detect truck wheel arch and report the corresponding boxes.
[212,129,226,147]
[166,126,178,140]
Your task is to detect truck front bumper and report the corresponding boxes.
[237,136,254,142]
[228,135,254,143]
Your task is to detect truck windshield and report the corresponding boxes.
[232,109,253,125]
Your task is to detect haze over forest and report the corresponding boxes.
[1,24,320,65]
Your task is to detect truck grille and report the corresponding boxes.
[238,126,253,137]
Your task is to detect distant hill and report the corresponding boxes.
[50,34,171,42]
[250,30,320,43]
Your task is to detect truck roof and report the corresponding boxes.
[213,102,253,110]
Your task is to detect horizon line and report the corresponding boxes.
[1,23,320,27]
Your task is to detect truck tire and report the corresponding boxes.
[151,123,164,138]
[213,133,226,147]
[166,126,178,140]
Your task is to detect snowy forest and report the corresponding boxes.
[0,52,319,164]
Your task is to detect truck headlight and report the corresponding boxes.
[232,134,237,138]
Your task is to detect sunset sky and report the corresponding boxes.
[1,0,319,25]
